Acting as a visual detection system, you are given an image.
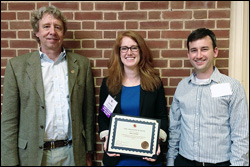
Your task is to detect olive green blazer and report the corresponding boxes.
[1,51,95,166]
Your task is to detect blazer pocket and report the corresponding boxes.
[18,138,28,150]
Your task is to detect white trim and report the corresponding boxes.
[229,1,249,108]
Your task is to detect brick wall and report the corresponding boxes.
[1,1,231,166]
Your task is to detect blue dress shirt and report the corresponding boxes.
[167,67,249,166]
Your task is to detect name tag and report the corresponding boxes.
[101,95,118,118]
[210,83,232,97]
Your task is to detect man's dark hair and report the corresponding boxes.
[187,28,217,51]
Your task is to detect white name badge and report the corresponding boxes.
[101,95,118,118]
[210,83,232,97]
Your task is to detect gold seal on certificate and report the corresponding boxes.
[141,141,149,149]
[107,114,161,159]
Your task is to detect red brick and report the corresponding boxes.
[67,22,81,30]
[162,11,192,19]
[82,40,95,48]
[1,59,8,67]
[1,41,8,48]
[125,2,138,10]
[104,31,116,39]
[1,50,16,57]
[10,40,37,48]
[104,50,112,58]
[18,31,30,39]
[126,21,138,29]
[96,60,109,67]
[209,10,230,19]
[1,12,16,20]
[162,69,190,77]
[217,40,229,48]
[37,2,49,9]
[162,31,190,39]
[170,60,182,67]
[95,2,123,10]
[151,50,160,58]
[153,60,168,68]
[82,22,95,29]
[64,31,74,39]
[75,12,102,20]
[10,21,32,30]
[17,12,30,20]
[216,59,228,68]
[1,2,7,10]
[185,20,215,29]
[140,21,169,29]
[96,22,124,30]
[18,50,31,56]
[104,13,116,20]
[161,78,168,86]
[218,50,229,58]
[52,2,79,10]
[1,22,8,29]
[186,1,215,9]
[170,78,182,86]
[213,30,229,38]
[170,40,182,48]
[217,20,230,28]
[217,1,231,8]
[194,11,207,19]
[170,1,184,9]
[148,31,160,39]
[140,2,169,9]
[92,69,102,77]
[184,60,193,68]
[164,87,177,96]
[96,40,115,48]
[170,21,183,29]
[162,50,187,58]
[149,12,161,19]
[147,40,168,49]
[63,41,81,49]
[1,31,16,38]
[8,2,35,10]
[81,2,94,10]
[75,31,102,39]
[119,12,147,20]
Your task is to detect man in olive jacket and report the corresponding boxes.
[1,6,95,166]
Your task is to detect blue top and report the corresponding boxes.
[167,67,249,166]
[118,85,161,166]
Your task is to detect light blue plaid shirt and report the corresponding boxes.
[39,48,72,141]
[167,67,249,166]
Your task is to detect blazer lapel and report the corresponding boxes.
[26,51,45,104]
[67,52,79,98]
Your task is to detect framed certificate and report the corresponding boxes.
[107,113,161,159]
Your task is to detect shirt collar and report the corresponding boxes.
[39,47,66,62]
[188,66,221,85]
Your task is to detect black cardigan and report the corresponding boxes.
[98,78,168,166]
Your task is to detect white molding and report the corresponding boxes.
[229,1,249,108]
